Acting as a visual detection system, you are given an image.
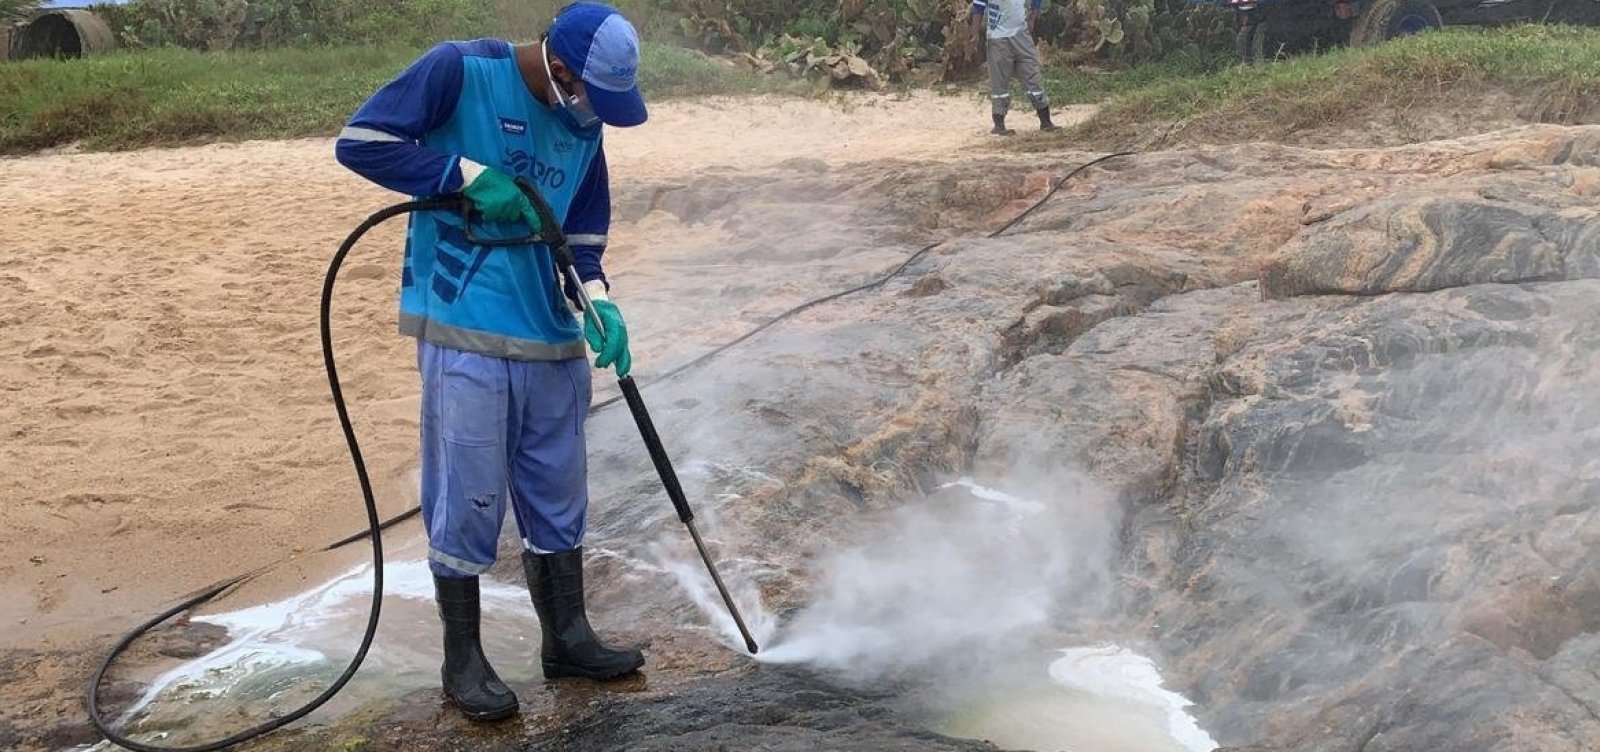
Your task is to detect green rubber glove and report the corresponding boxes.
[582,297,631,378]
[460,159,543,232]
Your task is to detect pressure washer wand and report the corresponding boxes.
[518,181,760,655]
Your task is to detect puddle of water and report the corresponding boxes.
[715,478,1218,751]
[92,555,539,749]
[936,647,1218,752]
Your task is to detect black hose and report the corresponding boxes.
[85,150,1132,750]
[989,151,1134,238]
[588,149,1135,410]
[86,197,458,752]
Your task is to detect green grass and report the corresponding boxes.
[1042,47,1234,106]
[11,24,1599,154]
[0,41,786,153]
[1066,24,1600,146]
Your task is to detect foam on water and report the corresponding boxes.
[106,558,535,742]
[935,648,1218,752]
[1048,646,1218,752]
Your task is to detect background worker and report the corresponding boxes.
[973,0,1060,134]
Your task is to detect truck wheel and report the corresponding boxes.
[1236,16,1292,64]
[1350,0,1442,45]
[1235,21,1259,64]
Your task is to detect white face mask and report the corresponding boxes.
[542,40,600,131]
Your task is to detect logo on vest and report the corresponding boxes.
[503,149,567,191]
[499,117,527,136]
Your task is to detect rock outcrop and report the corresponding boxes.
[566,125,1600,750]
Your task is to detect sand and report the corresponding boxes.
[0,91,1050,650]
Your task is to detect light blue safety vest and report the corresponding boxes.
[400,42,603,361]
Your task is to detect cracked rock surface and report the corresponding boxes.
[572,127,1600,751]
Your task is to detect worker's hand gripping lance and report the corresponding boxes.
[512,179,760,655]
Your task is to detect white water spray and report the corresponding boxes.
[661,475,1217,751]
[754,478,1096,672]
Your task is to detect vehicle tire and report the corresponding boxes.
[1235,21,1259,64]
[1238,15,1294,64]
[1349,0,1442,45]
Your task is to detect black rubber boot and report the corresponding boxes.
[991,113,1016,136]
[523,548,645,681]
[435,575,519,721]
[1038,106,1060,132]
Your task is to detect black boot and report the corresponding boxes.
[435,575,519,721]
[1038,106,1060,132]
[991,113,1016,136]
[523,548,645,681]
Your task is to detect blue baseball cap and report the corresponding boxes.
[548,3,647,127]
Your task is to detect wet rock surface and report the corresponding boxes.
[52,124,1600,750]
[229,664,996,752]
[3,620,230,751]
[521,667,997,752]
[564,126,1600,751]
[970,129,1600,750]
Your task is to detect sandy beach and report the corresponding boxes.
[0,91,1008,649]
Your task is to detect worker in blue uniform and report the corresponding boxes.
[335,2,646,722]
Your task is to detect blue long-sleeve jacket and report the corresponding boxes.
[336,40,610,361]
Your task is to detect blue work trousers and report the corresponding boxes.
[418,340,591,578]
